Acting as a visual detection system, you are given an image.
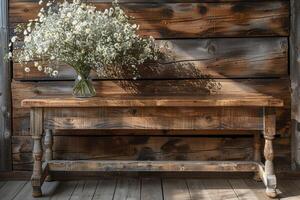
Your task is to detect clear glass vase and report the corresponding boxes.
[72,70,96,98]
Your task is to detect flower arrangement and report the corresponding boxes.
[8,0,160,97]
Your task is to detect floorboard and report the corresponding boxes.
[228,179,269,200]
[92,179,117,200]
[1,179,300,200]
[0,181,6,189]
[113,178,140,200]
[49,181,78,200]
[162,178,191,200]
[242,179,272,200]
[69,180,98,200]
[141,178,163,200]
[200,179,239,200]
[277,180,300,200]
[0,181,26,200]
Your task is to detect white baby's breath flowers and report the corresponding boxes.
[37,65,43,71]
[8,0,160,77]
[24,67,30,72]
[11,36,17,43]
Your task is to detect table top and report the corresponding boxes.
[21,95,284,108]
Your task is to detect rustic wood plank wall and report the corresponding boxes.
[0,0,12,171]
[290,0,300,170]
[9,0,292,171]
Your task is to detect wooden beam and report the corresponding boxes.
[0,0,11,171]
[290,0,300,170]
[48,160,259,172]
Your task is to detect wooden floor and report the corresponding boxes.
[1,178,300,200]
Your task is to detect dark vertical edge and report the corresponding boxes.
[290,0,300,170]
[0,0,12,171]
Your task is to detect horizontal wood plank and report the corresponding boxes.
[11,79,290,135]
[9,0,290,3]
[9,2,289,38]
[23,97,283,108]
[47,160,260,172]
[12,135,291,171]
[12,79,291,99]
[43,107,264,130]
[12,135,255,170]
[13,38,288,80]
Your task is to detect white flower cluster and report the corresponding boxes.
[9,0,159,78]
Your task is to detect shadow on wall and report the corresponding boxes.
[97,41,222,95]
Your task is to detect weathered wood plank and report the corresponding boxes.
[0,181,27,200]
[47,181,78,200]
[11,78,290,136]
[13,181,60,200]
[141,178,163,200]
[92,179,117,200]
[228,179,269,200]
[12,136,255,171]
[186,179,210,200]
[237,179,270,200]
[13,38,288,80]
[0,0,12,171]
[41,107,264,130]
[113,178,140,200]
[9,2,289,38]
[277,180,300,200]
[70,180,98,200]
[47,160,259,172]
[11,79,290,100]
[23,96,283,108]
[0,182,6,190]
[290,0,300,170]
[201,179,238,200]
[8,0,290,3]
[162,179,190,200]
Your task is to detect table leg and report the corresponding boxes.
[44,129,53,181]
[253,132,261,181]
[32,136,43,197]
[30,108,44,197]
[263,108,277,198]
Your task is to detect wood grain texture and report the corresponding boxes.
[11,79,290,136]
[47,160,261,172]
[0,0,12,171]
[186,179,210,199]
[9,2,289,38]
[141,178,163,200]
[42,107,264,130]
[8,0,290,3]
[12,37,288,80]
[201,179,239,199]
[0,181,27,200]
[12,135,255,171]
[290,0,300,170]
[23,96,283,108]
[162,179,190,200]
[12,79,291,98]
[93,179,116,200]
[113,178,140,200]
[12,135,292,171]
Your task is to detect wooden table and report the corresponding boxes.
[22,95,283,198]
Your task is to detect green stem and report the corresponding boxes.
[72,68,96,98]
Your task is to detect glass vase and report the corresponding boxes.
[72,70,96,98]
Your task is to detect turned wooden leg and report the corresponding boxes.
[253,132,261,181]
[44,129,53,181]
[30,108,44,197]
[32,136,43,197]
[263,108,277,198]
